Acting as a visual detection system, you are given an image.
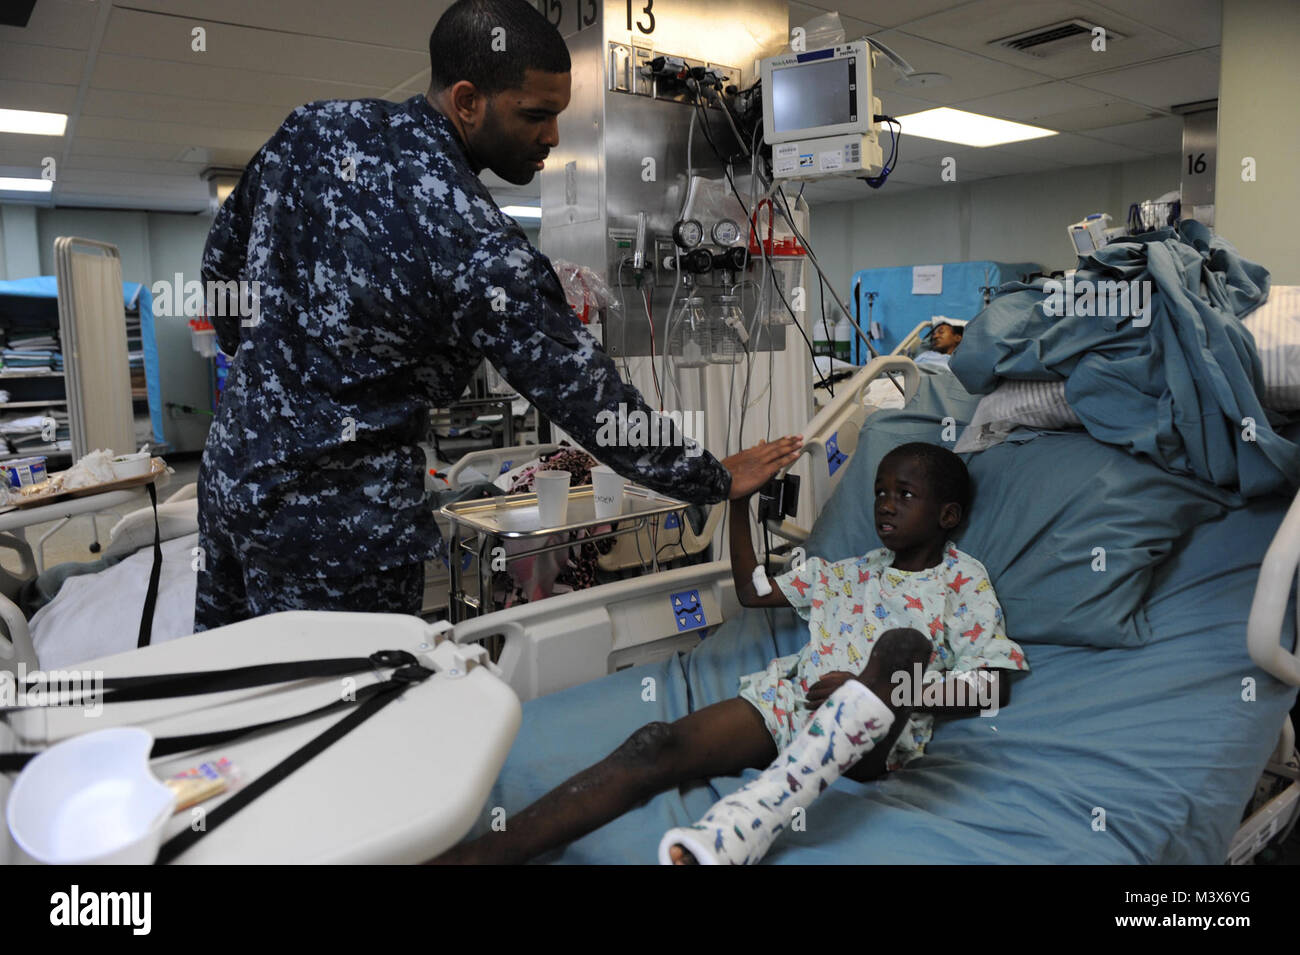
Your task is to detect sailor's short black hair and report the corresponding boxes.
[429,0,571,96]
[880,442,972,516]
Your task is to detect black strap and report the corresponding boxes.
[0,660,431,773]
[7,650,415,710]
[155,665,432,864]
[137,481,162,649]
[147,671,416,757]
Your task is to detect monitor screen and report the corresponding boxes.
[771,56,857,133]
[1070,227,1095,254]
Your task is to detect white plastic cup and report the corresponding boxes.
[534,470,571,527]
[591,465,626,519]
[6,727,174,865]
[111,452,152,481]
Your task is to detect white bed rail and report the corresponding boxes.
[1246,486,1300,686]
[445,443,560,489]
[892,321,932,359]
[0,533,38,676]
[450,559,737,701]
[766,354,920,545]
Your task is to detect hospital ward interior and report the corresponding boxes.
[2,0,1300,873]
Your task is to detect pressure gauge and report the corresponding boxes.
[712,217,742,246]
[673,219,704,249]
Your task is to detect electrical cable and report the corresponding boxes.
[689,90,831,394]
[860,117,900,189]
[641,285,663,409]
[770,186,904,397]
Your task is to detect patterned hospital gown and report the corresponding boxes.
[199,94,731,578]
[738,542,1029,770]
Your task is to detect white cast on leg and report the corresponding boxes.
[658,679,895,865]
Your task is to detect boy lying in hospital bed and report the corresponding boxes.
[437,443,1029,865]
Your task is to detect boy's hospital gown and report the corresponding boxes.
[738,542,1029,770]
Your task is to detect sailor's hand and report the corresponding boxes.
[722,436,802,501]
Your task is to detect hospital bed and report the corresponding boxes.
[1,613,518,864]
[3,355,1296,864]
[450,358,1300,864]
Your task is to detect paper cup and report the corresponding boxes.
[591,465,626,519]
[6,727,173,865]
[110,453,152,481]
[534,470,571,526]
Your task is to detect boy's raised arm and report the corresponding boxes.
[730,497,791,608]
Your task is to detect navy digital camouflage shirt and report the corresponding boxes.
[199,93,731,576]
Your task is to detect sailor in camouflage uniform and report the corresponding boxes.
[194,0,801,631]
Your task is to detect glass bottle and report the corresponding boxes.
[674,296,711,368]
[709,295,744,365]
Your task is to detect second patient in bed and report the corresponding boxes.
[436,442,1029,864]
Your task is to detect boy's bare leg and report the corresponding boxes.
[433,698,778,864]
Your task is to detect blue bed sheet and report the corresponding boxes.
[475,386,1298,865]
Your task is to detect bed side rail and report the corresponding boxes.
[891,321,932,358]
[1247,487,1300,686]
[444,443,560,489]
[449,559,736,701]
[0,533,38,676]
[765,355,920,545]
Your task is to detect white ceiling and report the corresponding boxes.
[0,0,1219,212]
[790,0,1220,202]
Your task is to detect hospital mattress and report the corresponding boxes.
[474,374,1299,864]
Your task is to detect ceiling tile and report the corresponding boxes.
[0,40,85,85]
[74,115,270,153]
[63,153,210,177]
[1083,114,1183,154]
[90,53,400,109]
[829,0,980,30]
[868,30,1055,104]
[0,155,52,175]
[69,137,206,161]
[0,0,99,51]
[0,131,65,157]
[1072,51,1220,111]
[1086,0,1221,48]
[1021,99,1157,131]
[116,0,443,49]
[98,8,428,89]
[895,0,1193,80]
[0,79,80,114]
[954,79,1163,130]
[82,88,295,131]
[788,2,884,40]
[996,129,1154,165]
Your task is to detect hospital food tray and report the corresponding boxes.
[4,456,166,509]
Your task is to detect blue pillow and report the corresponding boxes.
[802,373,1240,648]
